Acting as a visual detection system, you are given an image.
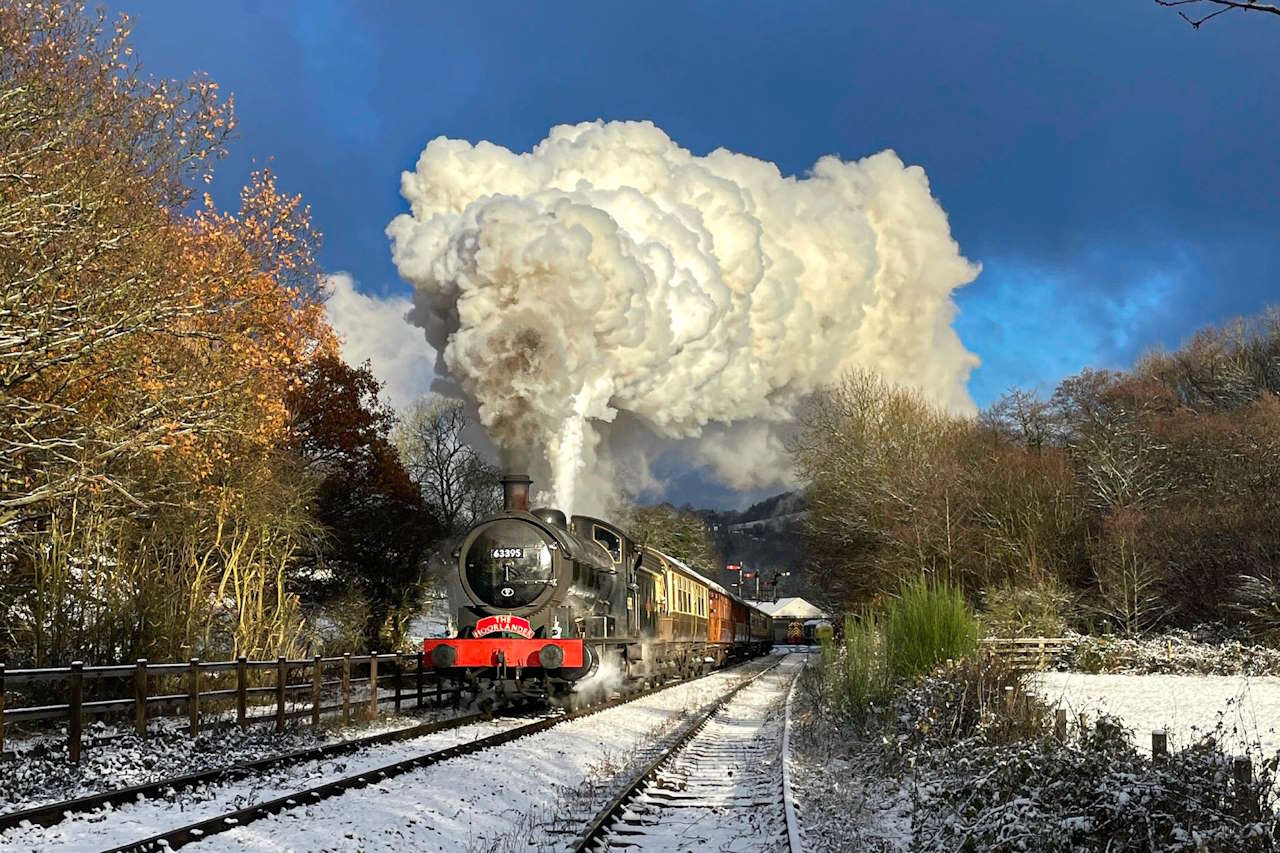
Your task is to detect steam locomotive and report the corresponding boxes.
[422,474,773,705]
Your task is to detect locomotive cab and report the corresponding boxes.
[423,474,625,704]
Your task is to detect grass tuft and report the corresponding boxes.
[883,575,978,681]
[819,612,890,723]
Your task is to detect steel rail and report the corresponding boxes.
[781,653,808,853]
[0,708,491,832]
[97,657,778,852]
[570,655,790,853]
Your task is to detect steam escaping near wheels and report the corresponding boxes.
[389,120,979,514]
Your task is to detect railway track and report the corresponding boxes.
[11,657,779,852]
[572,653,806,852]
[0,706,497,834]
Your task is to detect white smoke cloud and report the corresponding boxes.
[387,120,979,514]
[323,272,436,410]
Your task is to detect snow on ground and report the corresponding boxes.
[183,656,802,852]
[0,695,473,817]
[1,657,789,852]
[407,597,451,644]
[787,680,912,852]
[0,714,535,851]
[1031,671,1280,756]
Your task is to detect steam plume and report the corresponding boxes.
[388,120,979,514]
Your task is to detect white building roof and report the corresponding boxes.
[749,597,828,620]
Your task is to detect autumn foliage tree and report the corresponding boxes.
[0,2,416,664]
[289,355,443,650]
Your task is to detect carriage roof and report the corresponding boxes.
[651,548,771,618]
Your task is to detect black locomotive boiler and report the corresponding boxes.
[422,474,773,705]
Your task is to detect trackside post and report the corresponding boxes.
[342,653,351,724]
[236,656,247,728]
[188,658,200,737]
[135,659,148,736]
[312,655,322,727]
[276,656,287,732]
[68,661,83,764]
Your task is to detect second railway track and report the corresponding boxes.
[573,652,806,853]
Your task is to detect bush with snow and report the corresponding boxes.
[793,656,1280,852]
[1062,630,1280,677]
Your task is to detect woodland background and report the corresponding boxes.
[5,2,1277,672]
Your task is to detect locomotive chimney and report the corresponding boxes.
[500,473,533,512]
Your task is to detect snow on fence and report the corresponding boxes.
[0,651,440,763]
[980,637,1070,670]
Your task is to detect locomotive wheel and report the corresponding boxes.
[560,643,599,683]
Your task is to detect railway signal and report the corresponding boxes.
[726,563,742,597]
[771,571,792,602]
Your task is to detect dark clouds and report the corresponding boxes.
[112,0,1280,502]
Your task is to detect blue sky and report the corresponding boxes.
[112,1,1278,500]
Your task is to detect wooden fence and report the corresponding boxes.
[979,637,1071,670]
[0,652,442,763]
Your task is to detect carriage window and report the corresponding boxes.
[592,525,622,562]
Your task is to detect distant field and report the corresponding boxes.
[1031,672,1280,757]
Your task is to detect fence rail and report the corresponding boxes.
[979,637,1071,670]
[0,651,441,764]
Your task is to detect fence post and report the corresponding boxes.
[312,655,322,727]
[369,652,379,717]
[1234,757,1254,816]
[276,656,287,732]
[0,663,6,755]
[393,654,402,712]
[188,658,200,738]
[69,661,84,764]
[135,659,148,737]
[342,653,351,725]
[1151,730,1167,760]
[416,652,425,709]
[236,656,247,729]
[1054,708,1067,741]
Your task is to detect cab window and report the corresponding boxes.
[593,525,622,562]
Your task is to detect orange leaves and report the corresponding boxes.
[120,169,338,490]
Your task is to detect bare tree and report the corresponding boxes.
[982,389,1058,451]
[619,503,719,575]
[1155,0,1280,28]
[394,397,500,534]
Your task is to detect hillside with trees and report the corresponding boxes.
[794,308,1280,638]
